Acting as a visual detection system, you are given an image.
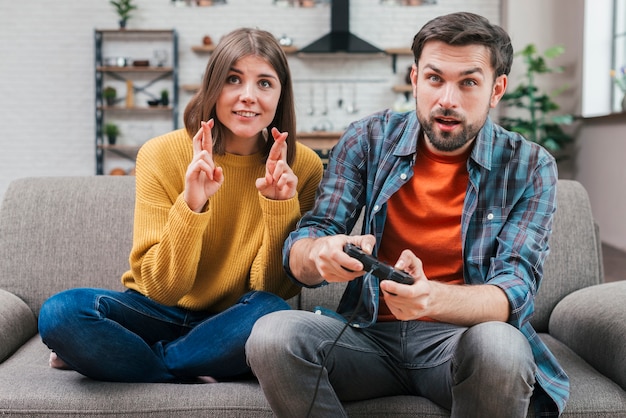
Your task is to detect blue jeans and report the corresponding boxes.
[246,310,536,418]
[38,288,290,382]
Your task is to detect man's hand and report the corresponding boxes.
[289,234,377,286]
[379,250,431,320]
[380,250,510,325]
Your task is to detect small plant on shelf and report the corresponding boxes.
[103,86,117,106]
[160,89,170,106]
[104,123,120,145]
[109,0,137,29]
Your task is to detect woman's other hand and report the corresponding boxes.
[256,127,297,200]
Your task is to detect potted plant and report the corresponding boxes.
[160,89,170,107]
[104,123,120,145]
[109,0,137,29]
[103,86,117,106]
[499,44,574,158]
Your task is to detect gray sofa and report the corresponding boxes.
[0,176,624,417]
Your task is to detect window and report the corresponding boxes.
[611,0,626,110]
[582,0,626,116]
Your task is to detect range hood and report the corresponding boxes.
[298,0,384,54]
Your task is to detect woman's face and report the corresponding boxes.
[215,54,282,146]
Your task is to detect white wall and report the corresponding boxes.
[503,0,626,252]
[502,0,584,118]
[576,0,626,252]
[576,118,626,251]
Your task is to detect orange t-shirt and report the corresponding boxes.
[377,137,471,321]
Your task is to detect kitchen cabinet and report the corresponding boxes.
[94,29,179,175]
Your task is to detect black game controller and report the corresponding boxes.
[343,243,414,285]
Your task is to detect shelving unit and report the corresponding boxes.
[94,29,179,175]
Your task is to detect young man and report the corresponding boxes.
[246,12,568,417]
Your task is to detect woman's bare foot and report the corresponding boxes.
[49,352,72,370]
[196,376,218,383]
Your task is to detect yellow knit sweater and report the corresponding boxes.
[121,129,323,312]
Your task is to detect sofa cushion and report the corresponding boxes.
[532,180,603,332]
[0,177,136,315]
[0,336,447,418]
[541,333,626,416]
[3,333,623,417]
[0,337,275,418]
[0,289,37,362]
[550,281,626,391]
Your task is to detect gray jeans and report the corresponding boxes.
[246,310,536,417]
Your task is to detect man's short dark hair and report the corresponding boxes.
[411,12,513,78]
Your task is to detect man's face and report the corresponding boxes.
[411,40,507,155]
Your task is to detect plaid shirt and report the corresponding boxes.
[284,109,568,416]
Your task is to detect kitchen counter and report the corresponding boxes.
[296,131,343,150]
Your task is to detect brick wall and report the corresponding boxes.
[0,0,500,200]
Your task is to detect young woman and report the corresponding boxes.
[38,28,324,383]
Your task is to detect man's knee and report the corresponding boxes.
[246,310,305,368]
[246,310,338,372]
[455,322,536,382]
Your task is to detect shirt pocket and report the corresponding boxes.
[465,206,510,279]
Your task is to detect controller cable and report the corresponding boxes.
[304,285,365,418]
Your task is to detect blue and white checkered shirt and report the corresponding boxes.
[284,109,568,416]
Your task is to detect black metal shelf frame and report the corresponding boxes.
[94,29,179,175]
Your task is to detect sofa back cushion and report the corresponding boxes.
[0,176,135,315]
[532,179,602,331]
[0,177,602,331]
[299,180,603,333]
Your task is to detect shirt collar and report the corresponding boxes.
[394,111,419,157]
[470,116,494,171]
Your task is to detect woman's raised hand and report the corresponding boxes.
[184,119,224,212]
[256,127,297,200]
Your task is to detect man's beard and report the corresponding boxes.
[417,107,485,152]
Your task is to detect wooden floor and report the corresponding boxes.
[602,243,626,283]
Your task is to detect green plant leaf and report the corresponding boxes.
[499,43,574,155]
[544,45,565,59]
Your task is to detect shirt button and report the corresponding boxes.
[487,213,494,221]
[373,205,380,212]
[400,173,408,180]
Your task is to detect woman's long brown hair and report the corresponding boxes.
[183,28,297,164]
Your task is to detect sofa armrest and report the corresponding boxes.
[549,281,626,391]
[0,288,37,363]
